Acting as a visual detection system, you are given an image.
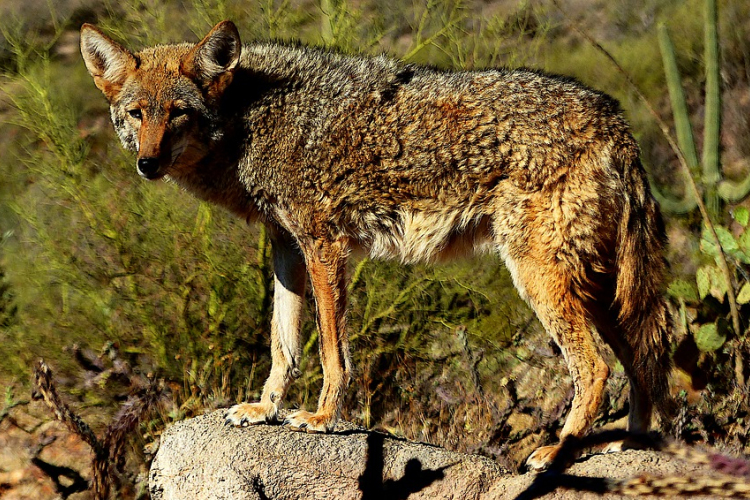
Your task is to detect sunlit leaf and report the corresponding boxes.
[667,279,699,302]
[715,226,738,252]
[694,322,726,352]
[733,207,749,227]
[696,266,711,300]
[708,266,728,302]
[740,230,750,255]
[737,282,750,304]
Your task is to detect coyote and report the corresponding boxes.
[80,20,673,470]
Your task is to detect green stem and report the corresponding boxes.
[657,23,700,174]
[718,175,750,202]
[320,0,338,45]
[702,0,721,219]
[649,176,697,214]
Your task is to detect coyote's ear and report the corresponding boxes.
[80,24,137,100]
[181,20,241,98]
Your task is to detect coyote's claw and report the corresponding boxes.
[283,410,333,433]
[225,402,278,427]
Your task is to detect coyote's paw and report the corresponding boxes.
[527,439,627,471]
[525,444,562,471]
[225,402,278,427]
[601,439,625,454]
[600,435,648,454]
[283,410,335,433]
[526,442,585,471]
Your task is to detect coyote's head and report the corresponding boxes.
[80,21,241,180]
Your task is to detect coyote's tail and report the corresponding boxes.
[614,147,675,427]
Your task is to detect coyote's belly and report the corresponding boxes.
[357,206,493,264]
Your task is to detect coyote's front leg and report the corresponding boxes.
[226,232,306,426]
[284,237,351,433]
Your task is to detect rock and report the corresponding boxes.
[0,406,94,500]
[149,410,725,499]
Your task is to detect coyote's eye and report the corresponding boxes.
[170,107,189,120]
[127,109,142,120]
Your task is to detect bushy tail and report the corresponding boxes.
[614,151,675,427]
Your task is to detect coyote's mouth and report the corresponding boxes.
[169,140,188,167]
[136,141,189,180]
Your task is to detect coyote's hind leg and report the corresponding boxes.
[226,232,306,427]
[503,252,610,471]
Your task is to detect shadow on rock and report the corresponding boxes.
[359,431,452,500]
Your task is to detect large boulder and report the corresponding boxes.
[149,410,723,499]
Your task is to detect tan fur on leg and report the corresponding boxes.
[284,238,351,433]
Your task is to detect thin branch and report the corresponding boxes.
[33,360,104,456]
[33,358,167,499]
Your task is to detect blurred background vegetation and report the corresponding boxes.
[0,0,749,497]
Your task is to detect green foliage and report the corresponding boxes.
[0,34,275,389]
[653,0,750,215]
[0,264,18,330]
[655,21,700,214]
[733,207,750,228]
[667,279,698,303]
[669,206,750,356]
[0,385,27,425]
[737,282,750,305]
[694,322,727,353]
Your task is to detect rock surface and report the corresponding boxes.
[0,404,94,500]
[149,410,726,499]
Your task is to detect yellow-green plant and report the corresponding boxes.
[654,0,750,216]
[668,205,750,384]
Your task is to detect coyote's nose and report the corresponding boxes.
[137,157,161,179]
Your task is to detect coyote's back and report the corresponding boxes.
[80,20,673,470]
